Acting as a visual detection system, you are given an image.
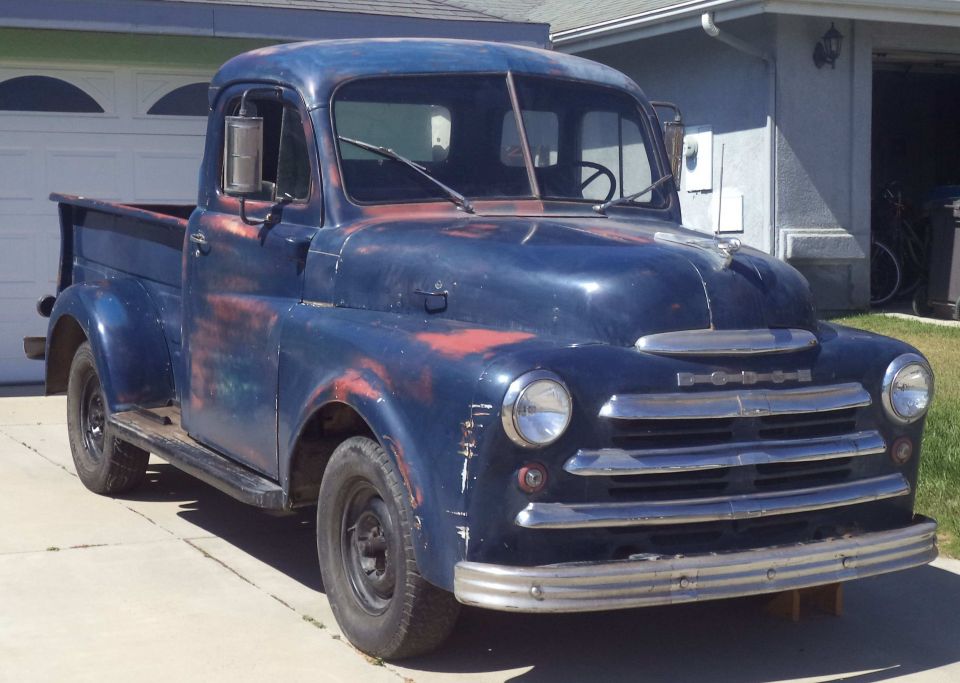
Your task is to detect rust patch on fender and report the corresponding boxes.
[357,357,393,392]
[404,366,433,403]
[329,368,379,401]
[414,328,534,358]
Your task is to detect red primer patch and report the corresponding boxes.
[415,329,535,358]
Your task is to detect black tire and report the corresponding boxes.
[66,342,149,494]
[317,436,459,660]
[870,240,901,306]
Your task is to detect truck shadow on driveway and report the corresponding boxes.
[134,462,960,682]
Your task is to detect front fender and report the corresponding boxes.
[278,305,559,590]
[47,279,174,411]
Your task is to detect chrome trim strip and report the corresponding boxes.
[454,518,937,613]
[599,382,871,420]
[565,430,886,477]
[636,328,819,356]
[515,474,909,529]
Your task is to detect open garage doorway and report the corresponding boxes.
[871,51,960,315]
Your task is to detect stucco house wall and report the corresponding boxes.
[571,7,960,312]
[580,14,776,254]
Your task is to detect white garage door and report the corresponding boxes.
[0,64,212,384]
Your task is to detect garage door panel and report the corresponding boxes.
[0,63,210,384]
[45,149,125,201]
[134,150,203,202]
[0,233,36,291]
[0,148,33,199]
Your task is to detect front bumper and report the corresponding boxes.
[454,516,937,612]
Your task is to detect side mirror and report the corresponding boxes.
[650,101,684,188]
[223,105,263,196]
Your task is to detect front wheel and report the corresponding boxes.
[316,436,459,660]
[66,342,149,494]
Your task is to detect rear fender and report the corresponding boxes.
[46,280,174,411]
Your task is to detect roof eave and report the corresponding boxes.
[0,0,550,47]
[768,0,960,28]
[550,0,760,52]
[553,0,960,53]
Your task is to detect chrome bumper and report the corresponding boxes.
[454,517,937,613]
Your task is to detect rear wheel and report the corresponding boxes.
[67,342,149,494]
[317,436,459,659]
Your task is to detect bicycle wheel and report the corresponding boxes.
[898,218,928,295]
[871,240,901,306]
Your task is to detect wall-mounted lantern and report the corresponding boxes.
[814,22,843,69]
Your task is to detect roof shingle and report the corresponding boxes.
[164,0,511,23]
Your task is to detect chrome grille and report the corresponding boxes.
[516,383,908,531]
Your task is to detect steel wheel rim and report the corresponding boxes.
[80,372,106,462]
[340,481,396,616]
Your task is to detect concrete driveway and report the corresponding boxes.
[2,395,960,683]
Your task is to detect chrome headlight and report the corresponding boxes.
[882,353,934,424]
[502,370,572,447]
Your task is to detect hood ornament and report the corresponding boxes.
[655,232,742,268]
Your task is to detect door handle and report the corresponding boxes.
[189,232,209,256]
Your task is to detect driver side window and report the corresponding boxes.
[581,112,653,202]
[222,96,311,202]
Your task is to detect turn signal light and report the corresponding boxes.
[890,437,913,466]
[518,463,548,493]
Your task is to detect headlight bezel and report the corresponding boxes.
[881,353,934,424]
[502,370,572,448]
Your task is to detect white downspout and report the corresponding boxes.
[701,12,777,255]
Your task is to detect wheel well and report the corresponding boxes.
[46,316,87,394]
[288,402,374,507]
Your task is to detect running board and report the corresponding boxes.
[108,407,286,510]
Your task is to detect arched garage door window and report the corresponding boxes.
[147,82,209,116]
[0,75,104,113]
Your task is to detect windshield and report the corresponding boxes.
[332,74,666,208]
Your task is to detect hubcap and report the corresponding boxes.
[80,374,106,461]
[341,483,396,615]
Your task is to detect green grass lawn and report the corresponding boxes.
[833,313,960,557]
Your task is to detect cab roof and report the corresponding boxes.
[209,38,644,110]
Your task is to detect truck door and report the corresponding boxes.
[181,86,319,478]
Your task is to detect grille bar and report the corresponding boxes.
[599,383,871,421]
[565,430,885,477]
[515,473,909,529]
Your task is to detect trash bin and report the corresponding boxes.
[925,189,960,319]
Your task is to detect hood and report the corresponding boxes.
[334,216,817,346]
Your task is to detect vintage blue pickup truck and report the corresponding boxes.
[25,39,937,658]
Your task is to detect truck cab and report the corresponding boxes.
[29,39,937,659]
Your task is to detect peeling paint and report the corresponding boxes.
[456,525,470,555]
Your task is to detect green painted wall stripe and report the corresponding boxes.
[0,28,279,68]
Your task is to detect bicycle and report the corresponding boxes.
[870,183,930,306]
[870,237,901,306]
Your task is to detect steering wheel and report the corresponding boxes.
[574,161,617,202]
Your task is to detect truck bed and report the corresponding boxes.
[52,193,193,394]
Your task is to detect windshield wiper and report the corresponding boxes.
[337,135,474,214]
[592,174,675,215]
